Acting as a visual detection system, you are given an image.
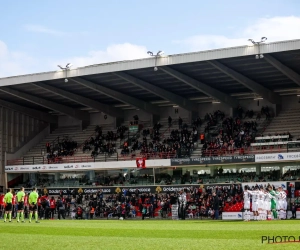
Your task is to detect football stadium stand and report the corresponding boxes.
[1,39,300,196]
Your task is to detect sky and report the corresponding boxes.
[0,0,300,78]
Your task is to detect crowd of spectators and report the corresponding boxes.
[83,125,128,158]
[46,136,78,163]
[202,109,262,156]
[281,169,300,181]
[33,185,245,220]
[121,116,200,159]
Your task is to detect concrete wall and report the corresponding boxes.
[90,113,116,126]
[56,95,300,130]
[239,99,276,114]
[124,110,151,123]
[58,116,82,128]
[281,96,300,109]
[0,106,47,187]
[159,106,190,120]
[198,102,231,117]
[5,125,50,161]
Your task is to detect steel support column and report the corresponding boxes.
[0,87,89,121]
[208,60,281,104]
[160,66,239,107]
[114,72,198,112]
[31,83,123,118]
[71,77,160,116]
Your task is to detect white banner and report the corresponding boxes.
[5,162,95,172]
[255,152,300,163]
[242,181,287,190]
[222,212,243,220]
[224,211,299,220]
[5,159,171,173]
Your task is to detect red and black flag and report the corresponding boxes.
[136,158,146,169]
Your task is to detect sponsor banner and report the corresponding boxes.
[5,159,170,173]
[222,212,243,220]
[255,152,300,163]
[5,163,95,172]
[13,181,294,195]
[171,155,255,166]
[242,181,287,190]
[23,184,207,196]
[223,211,300,220]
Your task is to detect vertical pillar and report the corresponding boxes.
[256,165,261,175]
[20,114,25,143]
[89,170,95,181]
[279,166,284,175]
[54,173,60,182]
[190,111,198,125]
[210,166,215,177]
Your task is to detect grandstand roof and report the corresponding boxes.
[1,39,300,120]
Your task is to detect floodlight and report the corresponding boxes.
[248,37,267,59]
[157,51,164,56]
[147,51,154,56]
[147,50,164,71]
[261,37,267,42]
[248,39,255,44]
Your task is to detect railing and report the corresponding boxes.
[6,152,177,166]
[41,136,59,155]
[119,120,152,147]
[201,146,288,157]
[7,144,299,166]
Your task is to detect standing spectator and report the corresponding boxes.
[212,192,219,220]
[291,202,297,219]
[57,197,65,220]
[168,116,172,128]
[142,204,147,220]
[133,115,139,125]
[178,117,183,129]
[50,197,56,220]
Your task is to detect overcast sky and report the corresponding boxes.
[0,0,300,77]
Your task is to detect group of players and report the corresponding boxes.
[243,185,287,221]
[2,187,40,223]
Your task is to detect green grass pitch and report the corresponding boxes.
[1,220,300,250]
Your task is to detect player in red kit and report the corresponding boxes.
[24,193,29,219]
[50,197,56,220]
[0,193,4,219]
[12,193,16,219]
[37,195,42,219]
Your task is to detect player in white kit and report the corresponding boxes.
[249,187,259,221]
[277,186,287,220]
[274,187,280,220]
[243,186,251,221]
[258,187,266,220]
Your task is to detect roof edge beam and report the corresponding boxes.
[70,77,160,116]
[113,72,198,112]
[0,87,90,121]
[264,54,300,87]
[0,99,57,124]
[31,83,123,118]
[160,66,239,108]
[208,60,281,104]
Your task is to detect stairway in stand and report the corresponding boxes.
[263,108,300,139]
